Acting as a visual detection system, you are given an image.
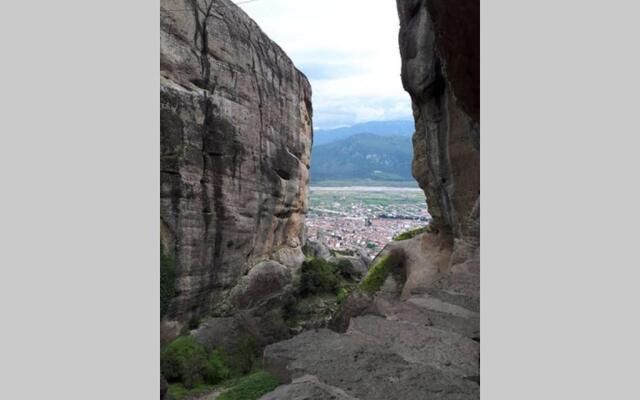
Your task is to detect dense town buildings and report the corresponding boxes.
[306,188,431,257]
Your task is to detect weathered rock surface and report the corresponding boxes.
[302,239,331,261]
[265,229,480,397]
[348,315,478,379]
[395,5,480,388]
[263,328,478,400]
[259,375,358,400]
[397,0,479,247]
[160,0,312,333]
[228,260,292,309]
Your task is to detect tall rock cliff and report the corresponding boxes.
[397,0,479,239]
[160,0,312,335]
[397,0,479,295]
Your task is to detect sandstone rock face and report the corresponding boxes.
[396,1,479,345]
[160,0,312,330]
[263,328,478,400]
[397,0,479,243]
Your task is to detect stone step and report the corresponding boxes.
[263,328,478,400]
[347,315,479,379]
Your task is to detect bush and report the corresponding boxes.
[394,226,429,241]
[226,336,259,376]
[335,258,361,280]
[359,255,393,295]
[160,243,176,318]
[161,336,229,388]
[218,371,280,400]
[336,287,351,303]
[204,350,231,383]
[299,258,339,296]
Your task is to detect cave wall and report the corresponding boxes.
[160,0,312,333]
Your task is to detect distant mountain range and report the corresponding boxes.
[313,120,415,147]
[310,132,415,185]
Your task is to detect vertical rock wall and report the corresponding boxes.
[397,0,479,297]
[397,0,479,243]
[160,0,312,332]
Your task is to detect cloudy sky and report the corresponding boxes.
[234,0,413,129]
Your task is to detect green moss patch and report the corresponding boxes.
[394,226,429,241]
[218,371,280,400]
[359,255,393,295]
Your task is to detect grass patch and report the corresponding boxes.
[394,226,429,241]
[359,255,393,295]
[167,383,214,400]
[218,371,280,400]
[161,243,176,318]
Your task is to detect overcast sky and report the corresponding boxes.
[234,0,413,130]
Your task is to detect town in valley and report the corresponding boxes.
[305,187,431,257]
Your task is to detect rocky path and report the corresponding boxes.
[258,233,480,399]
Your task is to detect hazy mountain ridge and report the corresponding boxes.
[313,120,414,146]
[310,132,414,184]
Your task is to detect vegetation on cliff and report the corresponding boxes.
[161,336,230,389]
[359,255,393,295]
[162,334,261,398]
[394,226,429,241]
[217,371,280,400]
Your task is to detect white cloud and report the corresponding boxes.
[234,0,413,129]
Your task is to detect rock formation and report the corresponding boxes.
[397,0,479,243]
[259,1,480,398]
[160,0,312,337]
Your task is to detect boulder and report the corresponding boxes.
[303,239,332,260]
[329,290,373,333]
[229,260,292,309]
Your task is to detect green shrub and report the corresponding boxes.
[161,336,229,388]
[226,336,259,376]
[204,350,231,383]
[335,258,361,280]
[218,371,280,400]
[394,226,429,241]
[336,287,351,303]
[160,243,176,318]
[299,258,339,296]
[161,336,209,388]
[359,255,393,295]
